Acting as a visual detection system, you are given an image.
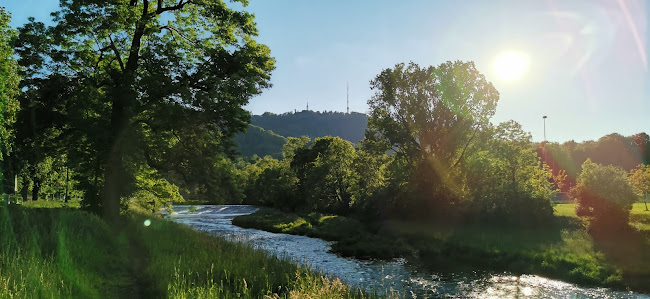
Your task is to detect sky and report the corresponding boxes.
[2,0,649,143]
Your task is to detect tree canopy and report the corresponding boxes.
[14,0,274,219]
[570,159,637,233]
[0,8,20,193]
[365,61,499,215]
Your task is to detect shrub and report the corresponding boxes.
[570,159,637,234]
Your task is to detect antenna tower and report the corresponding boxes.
[346,82,350,114]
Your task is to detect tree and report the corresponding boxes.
[0,8,20,195]
[629,164,650,211]
[291,137,357,214]
[465,121,554,225]
[570,159,637,233]
[15,0,274,220]
[365,61,499,214]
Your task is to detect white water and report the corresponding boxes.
[168,205,648,298]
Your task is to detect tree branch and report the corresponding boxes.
[449,123,480,170]
[125,0,148,72]
[156,0,194,14]
[108,35,125,71]
[159,25,198,45]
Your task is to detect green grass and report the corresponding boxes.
[0,203,133,298]
[0,202,371,298]
[233,209,411,259]
[554,203,650,232]
[20,199,82,209]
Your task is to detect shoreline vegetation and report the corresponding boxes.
[0,201,372,298]
[233,203,650,293]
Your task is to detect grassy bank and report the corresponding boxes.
[233,204,650,292]
[232,209,411,259]
[0,201,367,298]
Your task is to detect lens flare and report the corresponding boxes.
[144,219,151,227]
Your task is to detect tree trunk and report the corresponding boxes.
[64,168,69,202]
[20,181,28,201]
[101,81,131,222]
[645,192,648,211]
[32,177,40,201]
[101,154,123,222]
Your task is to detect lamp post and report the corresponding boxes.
[543,115,548,169]
[543,115,547,142]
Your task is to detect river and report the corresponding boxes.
[168,205,648,298]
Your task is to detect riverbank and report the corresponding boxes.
[0,201,364,298]
[232,204,650,293]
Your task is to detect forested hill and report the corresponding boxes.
[251,111,368,143]
[234,125,287,159]
[235,110,368,158]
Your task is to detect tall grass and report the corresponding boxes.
[0,202,368,298]
[0,203,133,298]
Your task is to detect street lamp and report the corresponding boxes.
[543,115,547,142]
[542,115,548,171]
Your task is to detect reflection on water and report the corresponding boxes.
[168,205,648,298]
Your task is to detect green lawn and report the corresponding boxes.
[554,203,650,232]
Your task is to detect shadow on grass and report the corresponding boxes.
[588,223,650,292]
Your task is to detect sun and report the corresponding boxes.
[493,51,530,82]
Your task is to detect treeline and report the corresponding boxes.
[230,62,650,228]
[229,62,557,226]
[539,133,650,192]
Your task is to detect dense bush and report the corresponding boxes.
[570,159,637,234]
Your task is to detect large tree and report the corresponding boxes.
[0,8,20,195]
[15,0,274,220]
[365,61,499,212]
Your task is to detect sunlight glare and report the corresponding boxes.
[493,51,530,82]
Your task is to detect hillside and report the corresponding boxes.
[235,110,368,158]
[235,124,287,159]
[251,111,368,143]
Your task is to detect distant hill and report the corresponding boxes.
[234,125,287,159]
[251,110,368,143]
[235,110,368,158]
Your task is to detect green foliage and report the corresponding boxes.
[13,0,275,218]
[291,137,357,214]
[0,8,20,194]
[465,121,555,225]
[0,8,19,161]
[235,124,287,158]
[570,159,638,232]
[629,164,650,197]
[536,132,649,192]
[366,61,499,217]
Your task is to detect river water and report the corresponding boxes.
[168,205,647,298]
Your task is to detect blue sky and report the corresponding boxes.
[3,0,649,142]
